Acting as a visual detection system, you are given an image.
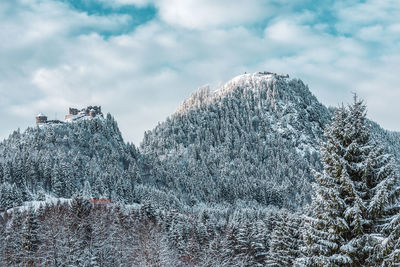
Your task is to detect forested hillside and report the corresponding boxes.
[2,72,400,212]
[0,194,302,266]
[1,72,400,266]
[0,114,147,210]
[140,72,400,210]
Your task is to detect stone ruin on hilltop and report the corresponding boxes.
[36,106,103,124]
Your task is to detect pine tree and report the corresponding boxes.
[22,209,40,266]
[52,167,64,198]
[69,193,93,266]
[4,210,24,265]
[0,182,22,211]
[300,96,400,266]
[234,220,255,265]
[252,220,268,266]
[266,210,302,266]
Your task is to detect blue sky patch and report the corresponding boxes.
[59,0,156,36]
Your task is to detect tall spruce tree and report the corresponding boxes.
[299,96,400,266]
[22,210,40,266]
[266,210,302,266]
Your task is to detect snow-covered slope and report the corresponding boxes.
[141,72,400,209]
[2,71,400,267]
[1,72,400,212]
[0,114,142,210]
[141,72,331,209]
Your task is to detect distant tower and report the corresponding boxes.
[36,113,47,124]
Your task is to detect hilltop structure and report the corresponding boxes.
[258,71,289,79]
[65,106,102,122]
[35,113,48,124]
[36,106,103,124]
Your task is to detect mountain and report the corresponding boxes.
[2,72,400,266]
[140,72,400,210]
[1,72,400,212]
[0,114,143,210]
[141,72,331,209]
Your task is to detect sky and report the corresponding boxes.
[1,0,400,144]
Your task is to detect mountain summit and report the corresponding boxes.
[140,72,400,209]
[141,72,332,209]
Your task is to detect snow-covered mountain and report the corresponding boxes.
[140,72,331,209]
[141,72,400,209]
[1,72,400,212]
[2,71,400,266]
[0,114,143,210]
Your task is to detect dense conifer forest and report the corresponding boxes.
[1,73,400,266]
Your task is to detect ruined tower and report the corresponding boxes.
[36,113,47,124]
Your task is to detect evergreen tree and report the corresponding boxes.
[266,210,302,266]
[52,167,64,198]
[251,220,269,266]
[4,210,24,265]
[69,193,93,266]
[234,220,255,265]
[300,96,400,266]
[22,210,40,266]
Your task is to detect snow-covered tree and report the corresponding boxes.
[4,209,24,265]
[266,210,302,266]
[300,96,400,266]
[0,182,23,211]
[22,210,40,266]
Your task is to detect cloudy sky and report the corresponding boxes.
[1,0,400,144]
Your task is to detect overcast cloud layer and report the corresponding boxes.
[1,0,400,143]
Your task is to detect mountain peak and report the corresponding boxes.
[216,71,290,98]
[176,71,305,116]
[142,71,330,209]
[229,71,289,84]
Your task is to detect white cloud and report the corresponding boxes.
[335,0,400,42]
[357,25,383,42]
[154,0,274,29]
[1,0,400,143]
[100,0,277,29]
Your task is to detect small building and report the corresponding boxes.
[65,108,79,121]
[65,106,102,121]
[36,113,47,124]
[89,198,111,204]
